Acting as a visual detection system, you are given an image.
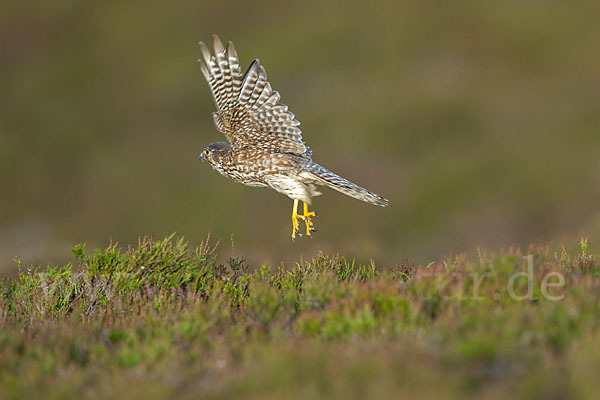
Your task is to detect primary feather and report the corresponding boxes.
[198,35,310,157]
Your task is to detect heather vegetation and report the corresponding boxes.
[2,235,599,399]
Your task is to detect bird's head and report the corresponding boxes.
[198,141,232,167]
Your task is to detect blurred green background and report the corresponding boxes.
[2,0,599,272]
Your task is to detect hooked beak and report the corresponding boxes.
[198,153,205,162]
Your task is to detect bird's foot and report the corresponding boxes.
[291,200,317,240]
[291,199,301,240]
[298,203,317,237]
[292,214,300,241]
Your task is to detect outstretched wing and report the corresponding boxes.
[197,35,310,157]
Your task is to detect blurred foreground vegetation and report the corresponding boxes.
[2,234,600,399]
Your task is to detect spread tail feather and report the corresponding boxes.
[307,163,389,207]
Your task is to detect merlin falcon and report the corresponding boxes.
[197,35,389,239]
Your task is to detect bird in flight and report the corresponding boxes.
[197,35,388,240]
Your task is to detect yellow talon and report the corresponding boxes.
[301,202,316,236]
[291,200,316,240]
[291,199,300,240]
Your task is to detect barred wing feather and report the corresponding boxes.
[198,35,310,158]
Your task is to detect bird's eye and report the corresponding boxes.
[204,149,210,155]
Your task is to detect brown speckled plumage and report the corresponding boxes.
[197,35,388,238]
